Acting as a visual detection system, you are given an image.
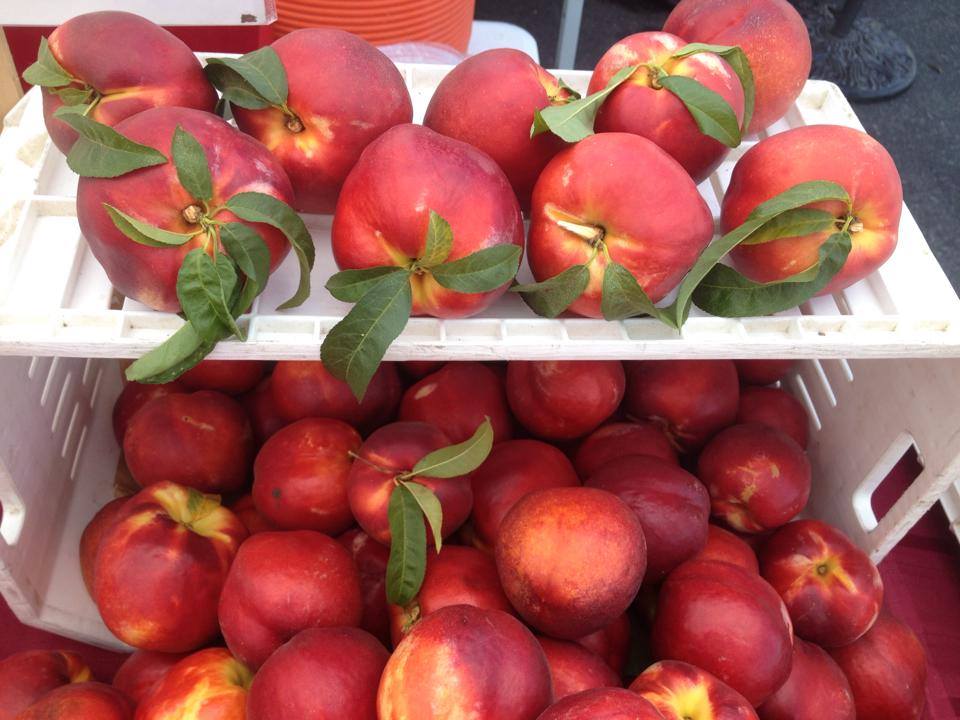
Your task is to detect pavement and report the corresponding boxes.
[475,0,960,289]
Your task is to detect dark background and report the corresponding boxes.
[475,0,960,288]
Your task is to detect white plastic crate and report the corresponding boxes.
[1,66,959,362]
[0,355,958,650]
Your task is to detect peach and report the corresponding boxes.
[496,487,647,639]
[537,688,664,719]
[230,28,412,213]
[122,391,254,494]
[758,638,855,720]
[537,637,620,700]
[829,611,927,720]
[590,32,744,182]
[111,650,186,707]
[630,660,758,720]
[93,481,246,652]
[624,360,739,451]
[332,124,524,318]
[240,378,288,446]
[247,627,389,720]
[337,528,391,646]
[761,519,883,647]
[15,682,132,720]
[229,494,277,535]
[112,381,184,445]
[664,0,811,132]
[178,360,267,395]
[377,605,553,720]
[136,648,250,720]
[575,613,632,675]
[347,422,473,544]
[693,525,759,574]
[252,418,361,534]
[471,439,581,548]
[36,11,216,154]
[270,360,401,432]
[652,559,793,705]
[218,530,363,670]
[575,421,678,479]
[737,386,809,449]
[399,361,445,380]
[698,423,811,533]
[0,650,90,720]
[506,361,626,440]
[587,455,710,582]
[424,48,571,209]
[79,496,129,595]
[722,125,902,294]
[399,362,512,444]
[388,545,513,646]
[734,359,795,386]
[528,132,713,317]
[76,107,293,313]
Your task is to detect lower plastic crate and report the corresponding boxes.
[0,355,958,650]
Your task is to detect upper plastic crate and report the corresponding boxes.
[1,66,959,362]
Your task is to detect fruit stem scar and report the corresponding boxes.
[643,63,666,89]
[556,219,605,244]
[816,563,829,575]
[182,204,204,224]
[279,104,304,133]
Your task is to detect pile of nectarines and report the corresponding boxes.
[0,356,929,719]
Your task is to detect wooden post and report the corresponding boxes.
[0,28,24,123]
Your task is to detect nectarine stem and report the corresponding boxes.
[182,204,204,225]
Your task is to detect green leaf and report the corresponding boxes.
[511,264,590,318]
[219,222,270,315]
[601,261,671,324]
[386,483,427,606]
[556,77,582,101]
[203,63,272,110]
[531,64,638,142]
[748,180,851,221]
[103,204,198,248]
[692,231,852,316]
[124,322,216,384]
[52,86,94,106]
[225,192,314,309]
[672,43,755,134]
[398,481,444,551]
[430,245,522,294]
[659,74,741,147]
[205,47,288,107]
[171,126,213,202]
[410,418,494,479]
[22,37,74,88]
[326,266,408,303]
[739,208,837,246]
[54,111,167,178]
[320,269,413,401]
[176,248,241,343]
[419,210,454,267]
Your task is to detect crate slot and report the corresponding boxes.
[789,373,822,431]
[871,444,924,524]
[39,357,61,407]
[50,371,74,434]
[0,463,25,546]
[810,359,838,407]
[61,402,83,460]
[69,426,88,482]
[852,432,920,532]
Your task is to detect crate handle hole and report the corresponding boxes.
[0,462,26,546]
[852,433,924,532]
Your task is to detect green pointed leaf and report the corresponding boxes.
[177,248,241,343]
[205,47,287,107]
[54,111,167,178]
[124,321,216,384]
[740,208,838,246]
[692,231,852,316]
[225,191,314,309]
[748,181,851,221]
[672,43,755,133]
[321,270,413,401]
[659,74,741,147]
[203,63,272,110]
[171,126,213,202]
[531,64,638,142]
[399,481,445,551]
[386,483,428,606]
[326,266,407,303]
[22,37,74,88]
[556,77,582,101]
[419,210,454,267]
[430,244,522,294]
[52,86,94,106]
[601,261,673,325]
[410,418,494,480]
[220,222,270,316]
[511,264,590,318]
[103,204,198,248]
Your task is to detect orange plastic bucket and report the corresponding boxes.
[273,0,475,52]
